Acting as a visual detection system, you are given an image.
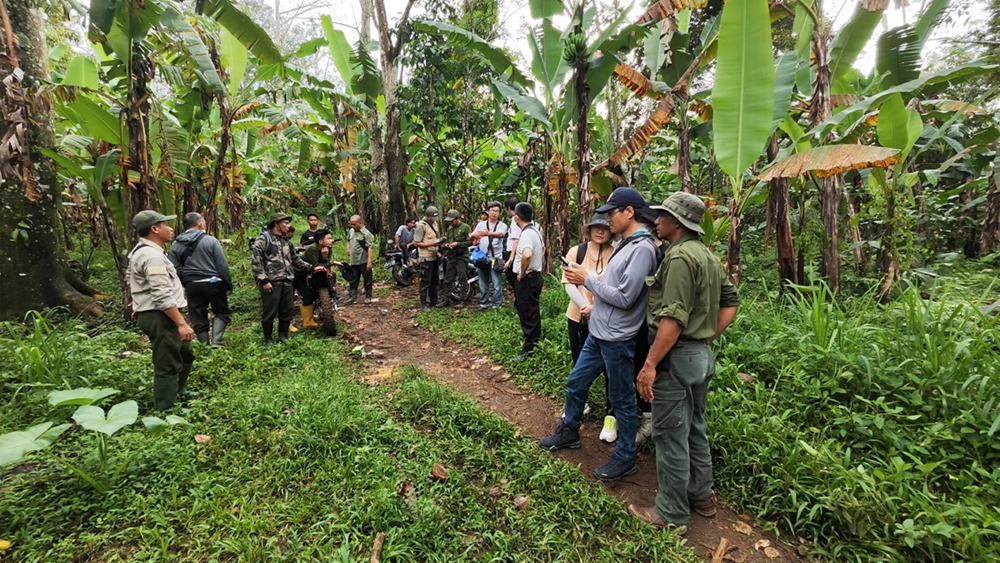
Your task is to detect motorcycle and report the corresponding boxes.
[304,262,349,336]
[384,243,418,286]
[438,247,479,303]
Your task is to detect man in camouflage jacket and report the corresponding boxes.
[251,213,312,346]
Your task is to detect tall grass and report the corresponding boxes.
[0,309,92,391]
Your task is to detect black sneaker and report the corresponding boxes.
[513,350,535,363]
[593,455,637,482]
[539,423,581,451]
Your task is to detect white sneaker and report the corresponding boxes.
[635,412,653,446]
[559,403,591,419]
[599,416,618,443]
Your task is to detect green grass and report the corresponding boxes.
[1,276,694,561]
[417,255,1000,562]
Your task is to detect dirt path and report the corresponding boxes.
[332,284,806,563]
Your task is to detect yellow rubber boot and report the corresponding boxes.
[288,323,299,333]
[300,305,318,329]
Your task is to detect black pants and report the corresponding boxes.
[293,275,315,305]
[633,321,653,414]
[442,257,467,304]
[419,259,439,305]
[514,272,543,353]
[137,311,195,412]
[568,318,613,416]
[185,281,231,335]
[261,280,294,322]
[348,264,373,297]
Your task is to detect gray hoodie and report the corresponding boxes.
[582,231,659,342]
[168,229,231,287]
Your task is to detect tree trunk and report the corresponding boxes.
[0,0,102,319]
[124,40,158,243]
[726,195,742,285]
[767,136,796,285]
[370,0,409,236]
[809,7,840,293]
[980,169,1000,255]
[205,39,230,237]
[574,56,592,243]
[678,95,692,193]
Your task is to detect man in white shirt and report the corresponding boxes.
[512,202,544,362]
[471,201,508,309]
[503,196,521,291]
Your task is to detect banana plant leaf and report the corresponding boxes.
[829,0,889,82]
[413,20,530,87]
[876,26,920,89]
[198,0,282,64]
[160,7,226,95]
[755,145,902,182]
[321,15,355,96]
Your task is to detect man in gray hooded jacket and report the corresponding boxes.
[168,212,232,346]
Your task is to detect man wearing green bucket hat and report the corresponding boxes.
[126,210,195,412]
[251,212,313,346]
[627,192,740,535]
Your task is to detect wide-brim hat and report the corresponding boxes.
[650,192,706,235]
[267,212,293,227]
[585,212,610,230]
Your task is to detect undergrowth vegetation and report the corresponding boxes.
[0,276,693,561]
[419,261,1000,562]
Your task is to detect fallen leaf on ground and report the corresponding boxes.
[421,343,431,349]
[737,372,754,383]
[194,434,212,444]
[764,547,779,559]
[754,539,770,550]
[282,409,295,414]
[513,495,530,510]
[408,443,417,455]
[733,521,752,535]
[491,366,503,371]
[431,463,449,482]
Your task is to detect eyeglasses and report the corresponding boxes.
[606,207,628,218]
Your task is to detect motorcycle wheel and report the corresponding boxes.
[393,265,415,287]
[316,290,338,336]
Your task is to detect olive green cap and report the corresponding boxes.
[267,212,293,227]
[649,192,706,235]
[424,205,439,217]
[132,210,176,231]
[445,209,460,221]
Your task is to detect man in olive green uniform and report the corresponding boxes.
[413,205,441,312]
[126,210,196,412]
[251,213,313,346]
[627,192,740,535]
[294,229,333,329]
[346,214,376,304]
[441,209,472,308]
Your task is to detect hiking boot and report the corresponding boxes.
[690,494,717,518]
[539,423,581,451]
[599,416,618,443]
[628,504,687,536]
[593,455,637,482]
[635,412,653,446]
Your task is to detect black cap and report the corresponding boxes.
[596,187,647,214]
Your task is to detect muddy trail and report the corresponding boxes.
[324,284,807,563]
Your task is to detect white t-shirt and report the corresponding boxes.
[513,225,544,274]
[474,220,507,258]
[507,220,521,252]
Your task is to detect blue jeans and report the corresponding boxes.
[562,334,638,462]
[477,264,503,307]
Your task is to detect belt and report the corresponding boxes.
[676,336,709,346]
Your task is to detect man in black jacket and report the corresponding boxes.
[168,212,232,347]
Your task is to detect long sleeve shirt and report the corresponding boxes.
[582,232,659,342]
[127,238,187,312]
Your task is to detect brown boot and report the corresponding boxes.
[689,494,716,518]
[627,504,687,536]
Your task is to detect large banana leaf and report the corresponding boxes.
[755,145,902,181]
[63,56,99,89]
[914,0,949,52]
[350,42,382,108]
[828,0,889,82]
[160,7,226,95]
[71,97,121,145]
[198,0,282,64]
[492,79,551,129]
[321,15,355,96]
[220,28,248,98]
[771,52,798,135]
[88,0,119,34]
[876,93,922,154]
[413,20,530,87]
[529,0,564,19]
[793,0,814,60]
[713,0,775,178]
[876,26,920,89]
[528,19,569,101]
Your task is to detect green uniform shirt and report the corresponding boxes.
[348,227,375,265]
[646,234,740,341]
[444,222,472,261]
[301,243,332,267]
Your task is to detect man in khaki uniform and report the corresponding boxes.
[413,205,441,312]
[628,192,740,535]
[126,210,196,412]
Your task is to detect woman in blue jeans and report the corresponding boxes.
[471,201,508,309]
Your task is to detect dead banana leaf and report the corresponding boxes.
[636,0,702,24]
[925,99,984,115]
[232,101,260,120]
[613,63,663,99]
[755,145,902,182]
